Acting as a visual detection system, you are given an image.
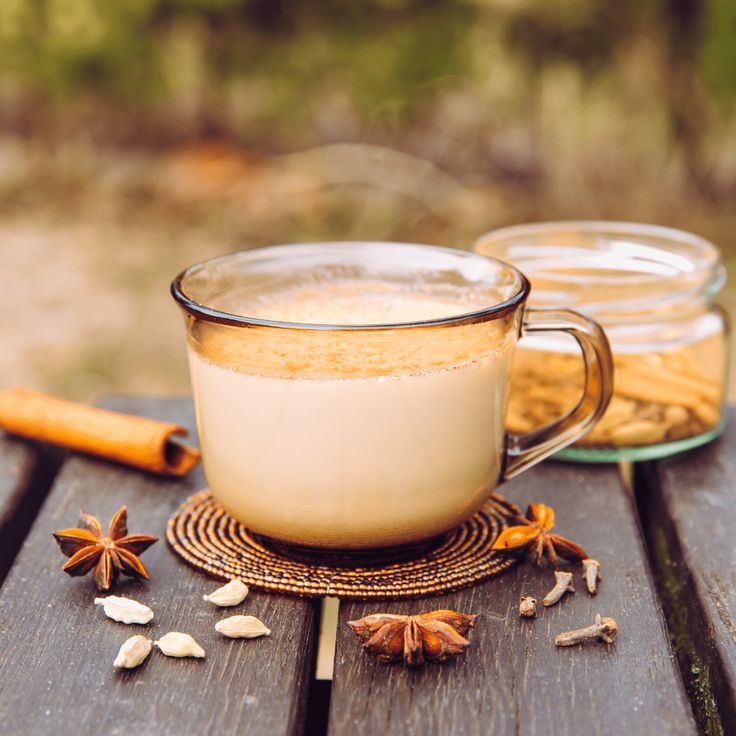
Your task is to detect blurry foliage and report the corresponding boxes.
[701,0,736,98]
[0,0,733,137]
[1,0,735,197]
[0,0,474,139]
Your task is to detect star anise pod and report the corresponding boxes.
[491,503,587,567]
[52,506,158,591]
[347,610,477,667]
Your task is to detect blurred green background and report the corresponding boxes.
[1,0,735,399]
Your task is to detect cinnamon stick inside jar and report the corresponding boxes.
[505,332,725,448]
[0,388,200,476]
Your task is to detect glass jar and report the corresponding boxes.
[475,221,730,462]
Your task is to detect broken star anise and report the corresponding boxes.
[52,506,158,591]
[347,610,477,667]
[491,503,587,567]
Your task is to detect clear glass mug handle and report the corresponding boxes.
[501,308,614,481]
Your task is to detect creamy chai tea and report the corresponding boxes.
[188,281,515,547]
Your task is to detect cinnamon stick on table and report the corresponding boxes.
[0,388,200,477]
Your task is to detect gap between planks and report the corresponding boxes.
[0,439,64,586]
[633,461,729,736]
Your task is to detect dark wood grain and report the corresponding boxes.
[636,409,736,732]
[0,432,61,585]
[0,397,319,736]
[329,463,696,736]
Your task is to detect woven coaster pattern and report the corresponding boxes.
[166,489,522,599]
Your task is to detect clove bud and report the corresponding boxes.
[555,614,619,646]
[519,596,537,618]
[582,558,601,594]
[543,571,574,607]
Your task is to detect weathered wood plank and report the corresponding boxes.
[0,432,61,585]
[329,463,695,736]
[636,408,736,732]
[0,397,319,736]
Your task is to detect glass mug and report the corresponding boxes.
[172,242,613,550]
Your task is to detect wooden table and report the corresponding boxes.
[0,397,733,735]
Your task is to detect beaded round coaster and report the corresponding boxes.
[166,489,522,599]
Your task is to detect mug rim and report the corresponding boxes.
[171,241,530,331]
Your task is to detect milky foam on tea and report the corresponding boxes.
[189,282,514,547]
[216,280,483,325]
